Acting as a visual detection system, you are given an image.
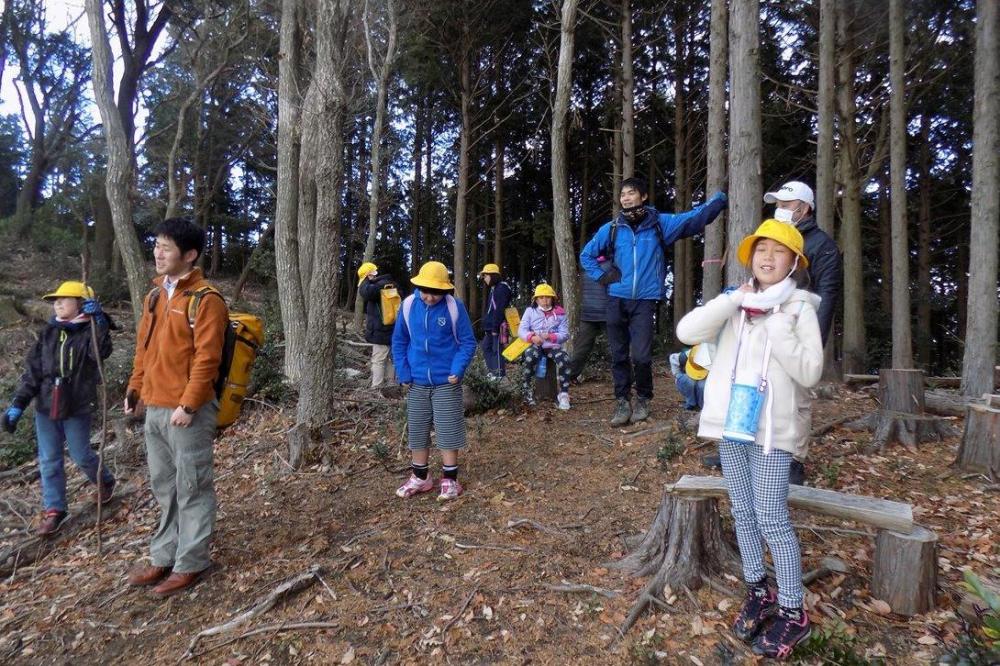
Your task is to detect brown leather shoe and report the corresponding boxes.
[36,510,68,536]
[151,569,208,597]
[127,564,172,587]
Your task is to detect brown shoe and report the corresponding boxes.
[36,510,68,536]
[127,564,172,587]
[151,569,208,597]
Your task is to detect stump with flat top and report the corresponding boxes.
[954,395,1000,479]
[871,526,938,616]
[874,369,951,451]
[533,358,559,401]
[609,490,739,634]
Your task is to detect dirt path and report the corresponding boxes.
[0,370,994,664]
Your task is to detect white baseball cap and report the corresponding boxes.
[763,181,815,208]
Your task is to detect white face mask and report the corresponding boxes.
[773,206,796,224]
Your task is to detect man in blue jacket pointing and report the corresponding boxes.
[580,177,727,427]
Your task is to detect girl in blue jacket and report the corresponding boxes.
[391,261,477,501]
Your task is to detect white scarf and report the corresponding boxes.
[741,275,797,311]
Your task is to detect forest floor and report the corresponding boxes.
[0,257,997,664]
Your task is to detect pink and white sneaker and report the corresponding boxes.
[437,478,464,501]
[396,474,435,498]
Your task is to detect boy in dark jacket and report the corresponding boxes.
[478,263,512,380]
[358,262,399,387]
[3,281,115,536]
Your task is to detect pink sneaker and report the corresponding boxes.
[396,474,435,498]
[437,478,463,501]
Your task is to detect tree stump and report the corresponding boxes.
[609,491,739,633]
[873,369,951,451]
[534,358,559,402]
[955,396,1000,479]
[871,526,938,616]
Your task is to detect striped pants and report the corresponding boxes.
[406,383,466,451]
[719,440,804,608]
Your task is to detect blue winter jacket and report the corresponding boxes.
[580,193,727,301]
[391,291,478,386]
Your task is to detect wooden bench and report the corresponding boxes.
[668,475,937,616]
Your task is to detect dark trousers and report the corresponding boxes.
[606,297,656,400]
[568,320,605,380]
[480,331,504,375]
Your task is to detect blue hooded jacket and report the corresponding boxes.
[391,290,478,386]
[580,193,727,301]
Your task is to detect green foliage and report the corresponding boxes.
[462,356,519,415]
[790,624,873,665]
[820,461,842,486]
[939,570,1000,663]
[656,432,684,469]
[249,297,295,405]
[0,376,35,469]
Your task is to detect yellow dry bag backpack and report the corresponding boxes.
[146,286,264,428]
[380,284,401,326]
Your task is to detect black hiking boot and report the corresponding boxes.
[609,398,631,427]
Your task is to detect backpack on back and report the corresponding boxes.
[146,286,264,429]
[401,294,459,341]
[379,284,401,326]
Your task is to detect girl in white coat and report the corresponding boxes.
[676,219,824,661]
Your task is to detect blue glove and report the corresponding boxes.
[82,299,103,316]
[3,406,22,433]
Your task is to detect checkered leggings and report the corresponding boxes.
[719,440,804,608]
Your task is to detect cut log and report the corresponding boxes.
[871,526,938,616]
[609,492,739,633]
[844,373,963,389]
[534,358,558,401]
[925,389,972,417]
[954,401,1000,479]
[670,475,914,533]
[874,368,953,451]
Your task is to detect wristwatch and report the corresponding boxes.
[181,405,196,415]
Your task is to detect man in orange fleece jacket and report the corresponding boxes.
[124,217,228,597]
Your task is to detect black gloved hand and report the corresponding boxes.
[598,265,621,286]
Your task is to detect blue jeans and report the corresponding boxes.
[675,374,705,410]
[35,412,114,512]
[481,331,505,376]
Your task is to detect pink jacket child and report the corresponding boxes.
[517,284,572,410]
[518,305,569,349]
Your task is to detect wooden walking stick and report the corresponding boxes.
[81,262,110,556]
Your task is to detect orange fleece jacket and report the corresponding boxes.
[127,269,228,410]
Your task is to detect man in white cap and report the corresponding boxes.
[764,180,842,486]
[763,181,842,348]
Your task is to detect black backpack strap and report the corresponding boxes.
[651,219,670,256]
[603,221,620,258]
[185,286,225,329]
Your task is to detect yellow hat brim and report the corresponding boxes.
[411,276,454,291]
[685,357,708,381]
[737,222,809,269]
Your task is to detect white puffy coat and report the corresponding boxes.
[676,289,824,458]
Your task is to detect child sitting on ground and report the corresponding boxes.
[392,261,477,501]
[676,220,823,661]
[518,283,572,410]
[3,281,116,536]
[668,343,713,411]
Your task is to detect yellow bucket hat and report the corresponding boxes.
[736,219,809,269]
[43,281,95,301]
[411,261,454,291]
[684,344,709,381]
[357,262,377,282]
[533,283,557,299]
